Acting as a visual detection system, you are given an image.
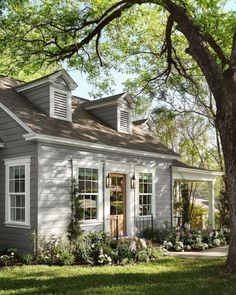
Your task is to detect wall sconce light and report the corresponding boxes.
[130,174,136,189]
[106,173,111,188]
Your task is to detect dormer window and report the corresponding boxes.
[15,70,77,123]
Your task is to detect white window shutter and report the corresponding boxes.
[120,110,129,133]
[54,91,68,119]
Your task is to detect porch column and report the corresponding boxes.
[208,180,215,228]
[176,180,180,202]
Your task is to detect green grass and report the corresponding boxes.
[0,257,235,295]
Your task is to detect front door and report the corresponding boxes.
[110,174,126,237]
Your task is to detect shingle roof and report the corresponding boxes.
[172,160,219,172]
[133,119,148,126]
[0,76,179,157]
[82,92,128,108]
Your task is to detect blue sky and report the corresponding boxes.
[71,0,236,99]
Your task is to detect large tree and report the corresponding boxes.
[1,0,236,273]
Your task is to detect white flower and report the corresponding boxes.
[140,239,147,249]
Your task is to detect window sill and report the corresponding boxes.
[5,222,31,229]
[81,220,103,226]
[136,215,155,219]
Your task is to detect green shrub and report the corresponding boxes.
[37,234,75,266]
[21,254,33,265]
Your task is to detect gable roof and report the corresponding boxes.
[82,92,134,109]
[0,75,179,159]
[15,69,78,92]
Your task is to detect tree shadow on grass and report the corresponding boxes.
[0,259,234,295]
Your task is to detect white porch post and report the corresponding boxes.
[176,180,180,202]
[208,180,215,228]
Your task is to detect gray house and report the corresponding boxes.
[0,70,221,253]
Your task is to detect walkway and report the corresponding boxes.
[169,245,228,259]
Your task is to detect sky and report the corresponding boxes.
[70,0,236,100]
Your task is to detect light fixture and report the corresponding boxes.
[130,174,136,189]
[106,173,111,188]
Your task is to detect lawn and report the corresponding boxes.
[0,257,235,295]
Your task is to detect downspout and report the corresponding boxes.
[102,161,106,232]
[170,165,174,229]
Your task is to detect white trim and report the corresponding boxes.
[0,102,33,134]
[73,161,103,223]
[4,156,31,165]
[24,133,180,160]
[4,156,31,228]
[84,101,119,110]
[15,70,78,92]
[136,169,156,218]
[172,166,224,176]
[84,93,135,110]
[172,166,223,182]
[0,142,4,148]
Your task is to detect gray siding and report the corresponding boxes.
[0,109,37,253]
[38,143,172,236]
[89,106,118,130]
[22,84,50,115]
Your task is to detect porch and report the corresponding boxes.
[171,160,224,229]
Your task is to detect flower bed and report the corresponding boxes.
[162,229,229,252]
[0,232,167,267]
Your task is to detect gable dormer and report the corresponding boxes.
[15,70,77,122]
[82,93,134,134]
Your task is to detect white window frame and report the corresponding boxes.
[4,156,31,228]
[49,85,72,122]
[73,160,103,224]
[136,168,156,218]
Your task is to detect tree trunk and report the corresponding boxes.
[217,69,236,274]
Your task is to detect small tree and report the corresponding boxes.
[67,178,83,242]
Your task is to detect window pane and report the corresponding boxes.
[9,180,14,193]
[147,184,152,193]
[15,166,20,179]
[20,166,25,179]
[14,180,20,193]
[92,169,98,181]
[20,180,25,193]
[11,195,15,207]
[84,208,90,220]
[139,183,143,193]
[85,168,92,180]
[91,208,97,219]
[78,181,85,193]
[92,181,98,193]
[10,208,15,221]
[9,167,14,179]
[85,181,92,193]
[78,168,85,180]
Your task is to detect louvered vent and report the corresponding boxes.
[54,91,68,119]
[120,110,129,133]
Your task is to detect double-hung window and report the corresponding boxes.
[138,172,153,216]
[4,157,31,227]
[78,167,98,220]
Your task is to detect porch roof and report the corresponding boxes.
[172,160,223,182]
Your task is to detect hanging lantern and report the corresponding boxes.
[130,174,136,189]
[106,173,111,188]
